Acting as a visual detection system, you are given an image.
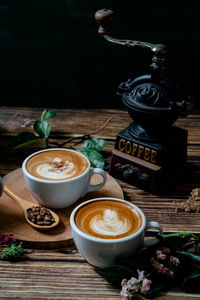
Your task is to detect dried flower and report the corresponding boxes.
[151,247,181,279]
[151,257,172,277]
[127,278,140,291]
[121,270,151,299]
[137,270,145,282]
[141,278,152,295]
[156,250,167,260]
[0,233,15,245]
[170,256,180,267]
[175,188,200,213]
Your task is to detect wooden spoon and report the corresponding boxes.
[3,184,60,230]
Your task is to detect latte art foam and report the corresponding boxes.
[26,150,88,181]
[36,160,75,180]
[91,209,129,236]
[75,200,142,239]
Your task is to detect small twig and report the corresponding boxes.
[91,114,116,135]
[52,114,116,148]
[57,136,85,148]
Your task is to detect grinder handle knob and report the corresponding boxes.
[95,9,114,35]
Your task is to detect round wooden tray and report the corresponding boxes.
[0,168,124,248]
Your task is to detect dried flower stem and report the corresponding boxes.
[175,188,200,213]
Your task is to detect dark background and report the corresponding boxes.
[0,0,199,109]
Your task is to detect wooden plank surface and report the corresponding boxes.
[0,106,200,299]
[0,249,199,300]
[0,106,198,233]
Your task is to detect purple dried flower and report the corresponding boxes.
[121,279,136,300]
[0,233,15,246]
[121,270,151,299]
[127,277,140,291]
[141,278,152,295]
[4,236,9,243]
[157,264,171,276]
[121,279,128,287]
[156,250,167,260]
[137,269,145,282]
[151,257,173,277]
[170,256,180,266]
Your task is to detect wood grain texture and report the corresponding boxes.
[0,107,200,299]
[0,249,199,300]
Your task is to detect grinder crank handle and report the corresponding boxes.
[94,9,166,55]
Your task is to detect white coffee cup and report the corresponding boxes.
[70,197,163,268]
[22,148,107,209]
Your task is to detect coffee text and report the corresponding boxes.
[117,138,157,164]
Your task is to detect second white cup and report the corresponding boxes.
[70,197,163,268]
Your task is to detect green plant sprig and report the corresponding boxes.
[9,109,56,150]
[9,109,110,170]
[0,233,24,261]
[1,243,23,260]
[78,138,106,169]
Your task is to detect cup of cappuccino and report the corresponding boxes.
[22,148,107,208]
[70,197,163,268]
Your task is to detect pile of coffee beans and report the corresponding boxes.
[26,206,55,226]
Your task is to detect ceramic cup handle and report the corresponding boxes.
[143,221,163,247]
[81,168,107,197]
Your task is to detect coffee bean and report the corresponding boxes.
[37,215,42,221]
[37,221,44,225]
[32,212,38,216]
[44,221,51,225]
[26,206,55,226]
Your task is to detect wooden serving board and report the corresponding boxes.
[0,168,124,249]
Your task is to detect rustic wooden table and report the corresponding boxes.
[0,106,200,299]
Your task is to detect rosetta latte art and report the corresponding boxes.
[75,200,142,239]
[91,209,130,236]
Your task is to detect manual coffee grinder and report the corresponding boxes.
[95,9,193,193]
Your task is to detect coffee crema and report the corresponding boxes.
[26,150,88,181]
[75,200,143,239]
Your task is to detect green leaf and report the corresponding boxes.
[157,233,194,250]
[95,265,135,286]
[181,273,200,292]
[41,110,56,121]
[81,149,105,169]
[33,120,51,138]
[178,251,200,266]
[146,282,174,299]
[177,251,200,292]
[9,132,40,150]
[81,138,106,151]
